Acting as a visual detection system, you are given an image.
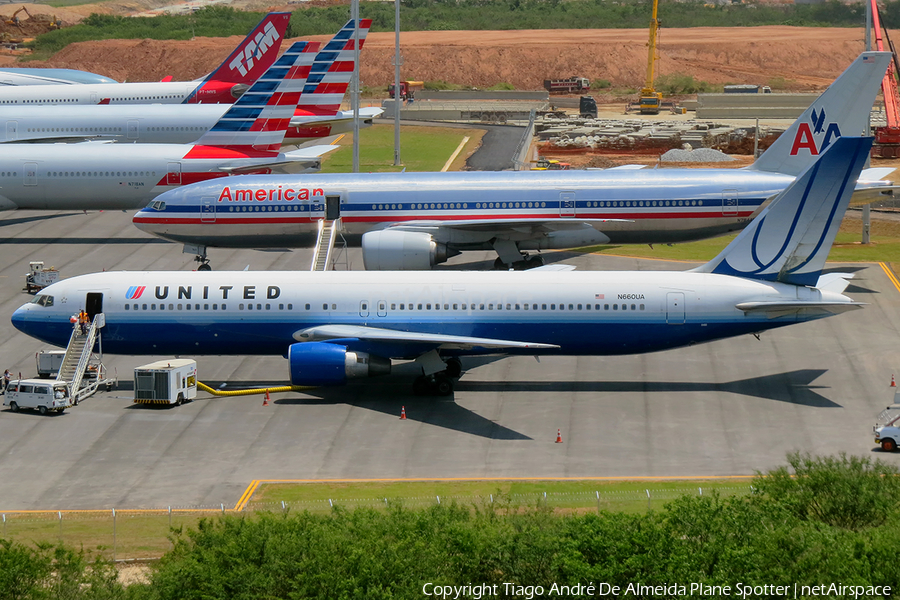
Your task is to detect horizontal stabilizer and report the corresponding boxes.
[736,301,864,319]
[293,324,559,350]
[815,272,855,294]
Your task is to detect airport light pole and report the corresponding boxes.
[393,0,402,166]
[352,0,361,173]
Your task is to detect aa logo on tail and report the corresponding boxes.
[229,21,281,76]
[790,108,842,156]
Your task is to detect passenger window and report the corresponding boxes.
[604,304,609,310]
[640,304,645,310]
[542,304,547,310]
[613,304,618,310]
[240,304,245,310]
[323,303,328,310]
[631,304,636,310]
[551,304,556,310]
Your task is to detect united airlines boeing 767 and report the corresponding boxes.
[132,52,895,270]
[12,137,872,396]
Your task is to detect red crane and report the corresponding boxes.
[871,0,900,157]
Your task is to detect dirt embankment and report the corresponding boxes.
[20,26,867,89]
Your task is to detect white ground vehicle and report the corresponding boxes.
[133,359,197,406]
[3,379,71,414]
[873,394,900,451]
[35,350,65,378]
[24,261,59,294]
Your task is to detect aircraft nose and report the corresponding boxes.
[11,303,31,334]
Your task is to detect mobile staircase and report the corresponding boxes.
[56,313,115,403]
[310,217,344,271]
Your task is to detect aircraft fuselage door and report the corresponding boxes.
[86,292,103,320]
[201,196,216,223]
[377,300,387,317]
[6,120,16,140]
[126,120,139,140]
[666,292,685,325]
[24,162,37,186]
[325,194,341,220]
[90,92,98,104]
[722,189,739,216]
[359,300,369,318]
[166,162,182,186]
[559,191,576,217]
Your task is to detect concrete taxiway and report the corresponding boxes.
[0,208,898,510]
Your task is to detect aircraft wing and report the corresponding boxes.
[218,145,339,173]
[293,324,558,350]
[384,218,632,233]
[735,301,864,318]
[0,135,117,144]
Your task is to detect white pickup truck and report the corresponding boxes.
[874,397,900,451]
[3,379,71,415]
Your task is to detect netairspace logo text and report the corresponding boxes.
[421,582,892,599]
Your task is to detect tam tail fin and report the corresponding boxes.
[294,18,372,117]
[748,52,889,176]
[695,136,872,286]
[183,12,291,104]
[191,40,320,153]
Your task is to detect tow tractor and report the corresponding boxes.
[873,393,900,451]
[24,261,59,294]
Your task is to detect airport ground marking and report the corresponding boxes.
[880,261,900,295]
[441,136,470,172]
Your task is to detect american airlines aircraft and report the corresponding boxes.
[0,39,340,212]
[0,19,376,146]
[11,137,873,396]
[0,12,290,106]
[132,52,896,270]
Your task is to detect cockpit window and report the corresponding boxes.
[30,295,54,307]
[150,200,166,211]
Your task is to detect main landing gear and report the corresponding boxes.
[412,355,462,397]
[493,254,544,270]
[491,239,543,270]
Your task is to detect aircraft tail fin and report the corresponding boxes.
[294,19,372,117]
[748,52,889,176]
[695,136,872,286]
[191,40,319,153]
[183,12,291,104]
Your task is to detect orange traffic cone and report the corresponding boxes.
[892,375,897,388]
[555,429,562,443]
[400,406,407,420]
[263,390,270,406]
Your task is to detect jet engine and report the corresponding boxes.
[362,230,456,270]
[288,342,390,386]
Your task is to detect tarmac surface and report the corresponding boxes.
[1,209,899,510]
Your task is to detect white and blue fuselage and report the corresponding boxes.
[11,270,848,358]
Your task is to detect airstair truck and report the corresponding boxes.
[133,359,197,406]
[874,392,900,451]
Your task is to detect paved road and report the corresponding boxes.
[0,209,898,510]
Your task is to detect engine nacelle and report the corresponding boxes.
[362,230,455,270]
[288,342,390,386]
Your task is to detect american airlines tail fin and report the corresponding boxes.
[295,19,372,116]
[183,12,291,104]
[696,136,872,286]
[748,52,889,177]
[191,40,320,153]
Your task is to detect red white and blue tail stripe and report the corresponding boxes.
[295,19,372,117]
[193,40,320,153]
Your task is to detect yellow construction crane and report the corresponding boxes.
[638,0,662,114]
